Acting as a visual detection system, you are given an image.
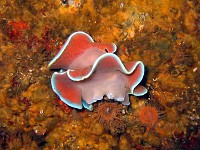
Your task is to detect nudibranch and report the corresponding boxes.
[48,31,116,70]
[49,31,147,110]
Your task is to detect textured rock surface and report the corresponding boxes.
[0,0,199,149]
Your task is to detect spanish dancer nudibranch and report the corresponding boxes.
[48,31,147,110]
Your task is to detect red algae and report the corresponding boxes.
[7,21,29,41]
[8,21,29,31]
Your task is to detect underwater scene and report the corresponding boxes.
[0,0,200,149]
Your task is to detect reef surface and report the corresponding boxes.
[0,0,199,149]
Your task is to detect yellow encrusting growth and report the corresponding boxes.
[0,0,199,149]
